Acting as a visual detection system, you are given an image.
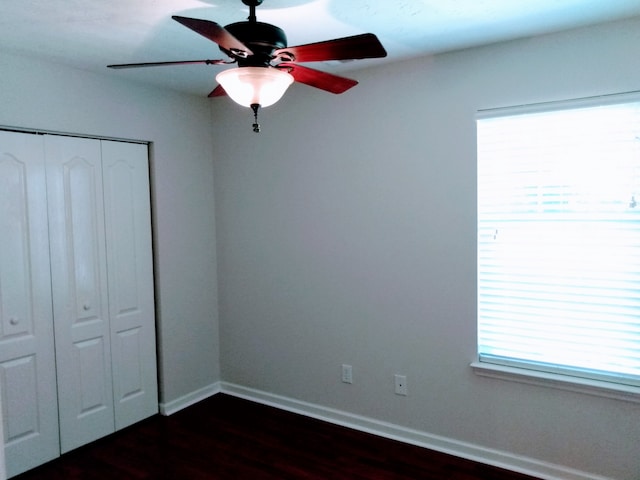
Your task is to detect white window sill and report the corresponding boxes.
[470,362,640,403]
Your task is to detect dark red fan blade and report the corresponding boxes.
[107,59,229,69]
[274,33,386,63]
[277,63,357,94]
[208,85,227,98]
[172,16,253,57]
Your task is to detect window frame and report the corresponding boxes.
[473,91,640,402]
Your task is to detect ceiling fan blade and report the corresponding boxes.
[107,59,230,69]
[274,33,386,63]
[208,85,227,98]
[277,63,357,94]
[172,16,253,57]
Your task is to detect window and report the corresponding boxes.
[476,93,640,392]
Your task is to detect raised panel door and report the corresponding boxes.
[101,140,158,430]
[0,131,59,477]
[44,135,115,453]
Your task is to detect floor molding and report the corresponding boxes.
[159,382,221,416]
[220,382,612,480]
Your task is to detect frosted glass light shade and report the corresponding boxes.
[216,67,294,108]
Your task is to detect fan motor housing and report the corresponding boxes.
[224,21,287,66]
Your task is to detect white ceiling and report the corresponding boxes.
[2,0,640,97]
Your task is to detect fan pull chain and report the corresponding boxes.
[251,103,261,133]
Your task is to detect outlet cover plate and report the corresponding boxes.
[394,374,408,395]
[342,364,353,384]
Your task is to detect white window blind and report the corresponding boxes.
[477,95,640,387]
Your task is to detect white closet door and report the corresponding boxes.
[0,383,5,480]
[101,140,158,429]
[45,135,115,453]
[0,131,59,477]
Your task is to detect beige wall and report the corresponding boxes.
[211,17,640,480]
[2,14,639,480]
[0,52,221,404]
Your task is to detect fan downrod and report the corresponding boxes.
[242,0,263,22]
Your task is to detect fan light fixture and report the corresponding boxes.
[216,67,294,108]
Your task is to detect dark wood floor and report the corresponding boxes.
[14,394,540,479]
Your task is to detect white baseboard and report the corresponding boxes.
[159,382,221,416]
[220,382,613,480]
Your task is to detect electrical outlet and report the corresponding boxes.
[341,364,353,384]
[394,374,408,396]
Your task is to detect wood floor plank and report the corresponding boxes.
[13,394,540,479]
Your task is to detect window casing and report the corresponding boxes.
[476,93,640,391]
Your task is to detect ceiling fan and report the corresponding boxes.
[108,0,387,131]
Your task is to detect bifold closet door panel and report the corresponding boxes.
[44,135,116,454]
[0,131,60,477]
[101,140,158,430]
